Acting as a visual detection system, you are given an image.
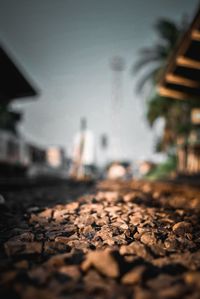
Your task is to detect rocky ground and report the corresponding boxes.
[1,179,200,299]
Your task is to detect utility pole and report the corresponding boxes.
[110,56,125,161]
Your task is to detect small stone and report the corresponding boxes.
[83,270,111,293]
[15,260,29,269]
[134,287,153,299]
[55,234,78,244]
[147,274,175,290]
[158,284,185,298]
[172,221,192,236]
[28,267,49,284]
[120,241,152,260]
[29,214,48,225]
[45,252,72,269]
[58,265,80,281]
[37,208,53,219]
[184,271,200,285]
[65,202,79,212]
[43,241,71,255]
[81,249,119,278]
[122,266,145,284]
[96,191,119,202]
[4,240,41,256]
[140,232,157,246]
[18,232,35,242]
[123,191,146,203]
[23,242,42,255]
[67,240,89,252]
[129,214,143,226]
[4,239,24,256]
[164,236,179,251]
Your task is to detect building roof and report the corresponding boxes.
[0,45,38,103]
[158,6,200,100]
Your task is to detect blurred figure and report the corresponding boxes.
[176,135,187,174]
[187,130,200,174]
[70,118,95,180]
[107,162,126,179]
[106,161,132,180]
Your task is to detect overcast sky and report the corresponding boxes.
[0,0,199,164]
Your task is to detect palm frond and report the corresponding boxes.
[154,19,180,48]
[134,67,161,94]
[146,94,173,126]
[133,43,170,75]
[140,44,169,58]
[133,55,163,73]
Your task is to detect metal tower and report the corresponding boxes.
[110,56,125,160]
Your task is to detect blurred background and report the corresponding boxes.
[0,0,200,182]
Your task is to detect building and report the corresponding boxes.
[0,44,38,175]
[157,6,200,174]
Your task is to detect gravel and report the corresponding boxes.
[1,179,200,298]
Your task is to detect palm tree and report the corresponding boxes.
[134,18,186,93]
[146,94,193,152]
[133,17,190,152]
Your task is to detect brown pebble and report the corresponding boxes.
[122,265,145,284]
[81,249,119,278]
[172,221,192,236]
